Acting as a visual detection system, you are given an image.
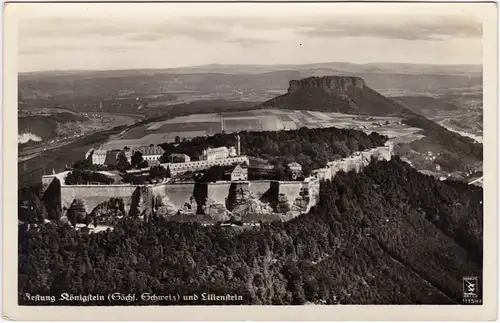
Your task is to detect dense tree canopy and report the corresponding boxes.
[64,170,114,185]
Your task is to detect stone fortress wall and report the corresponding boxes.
[61,185,138,213]
[44,143,393,223]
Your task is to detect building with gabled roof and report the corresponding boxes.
[91,150,108,165]
[230,164,248,181]
[168,153,191,163]
[132,145,165,161]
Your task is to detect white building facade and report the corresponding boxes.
[91,150,108,165]
[133,146,165,161]
[231,164,248,181]
[161,156,250,176]
[200,147,230,161]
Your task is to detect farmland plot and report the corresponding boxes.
[102,109,422,148]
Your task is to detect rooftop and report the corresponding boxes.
[134,146,165,156]
[93,150,107,155]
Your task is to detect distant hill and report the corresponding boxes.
[18,112,88,142]
[391,96,463,117]
[19,63,482,107]
[21,62,482,77]
[19,72,481,99]
[259,76,414,117]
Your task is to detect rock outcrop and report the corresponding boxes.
[129,186,152,218]
[66,198,89,226]
[288,76,365,94]
[226,184,252,211]
[232,198,274,216]
[180,197,198,215]
[89,198,126,225]
[275,193,292,214]
[154,195,178,218]
[203,199,231,222]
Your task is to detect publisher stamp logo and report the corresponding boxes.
[462,276,481,304]
[463,276,478,298]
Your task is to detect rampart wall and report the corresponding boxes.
[61,185,138,213]
[152,183,196,209]
[206,182,232,204]
[247,181,272,200]
[278,181,303,206]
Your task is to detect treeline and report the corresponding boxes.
[18,157,482,305]
[65,170,114,185]
[160,127,387,176]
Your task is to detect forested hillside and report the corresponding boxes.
[18,157,482,305]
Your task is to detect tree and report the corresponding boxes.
[73,159,91,170]
[149,166,167,179]
[139,160,149,169]
[175,136,181,144]
[159,153,169,163]
[131,152,144,168]
[116,153,131,172]
[165,166,172,178]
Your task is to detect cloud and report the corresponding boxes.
[19,44,142,55]
[19,14,481,52]
[292,16,482,41]
[191,15,482,41]
[225,37,279,48]
[19,48,46,55]
[125,25,227,42]
[20,17,229,42]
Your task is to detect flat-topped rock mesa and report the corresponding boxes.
[260,75,415,117]
[287,76,366,94]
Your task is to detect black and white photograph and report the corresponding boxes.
[4,1,498,320]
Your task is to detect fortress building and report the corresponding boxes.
[91,150,107,165]
[200,147,230,161]
[162,156,250,176]
[230,164,248,181]
[168,153,191,163]
[200,134,241,161]
[40,143,393,224]
[133,146,165,162]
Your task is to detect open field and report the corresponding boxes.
[100,109,422,150]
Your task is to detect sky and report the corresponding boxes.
[15,3,485,72]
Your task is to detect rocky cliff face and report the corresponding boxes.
[288,76,365,94]
[129,186,152,218]
[89,198,126,225]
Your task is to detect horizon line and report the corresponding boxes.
[19,61,483,74]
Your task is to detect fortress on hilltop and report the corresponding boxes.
[40,141,394,224]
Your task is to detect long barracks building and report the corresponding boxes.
[125,156,250,176]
